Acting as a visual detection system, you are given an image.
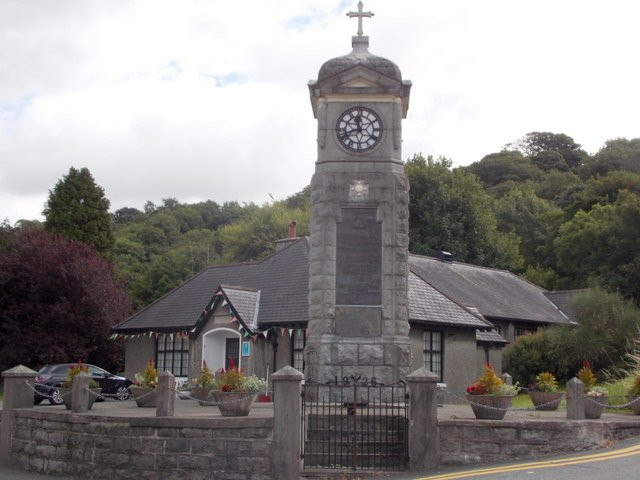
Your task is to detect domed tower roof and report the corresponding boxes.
[308,2,411,119]
[317,36,402,83]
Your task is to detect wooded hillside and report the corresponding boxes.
[105,132,640,309]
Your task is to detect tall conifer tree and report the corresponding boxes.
[44,167,113,254]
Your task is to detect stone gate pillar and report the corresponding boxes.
[156,371,176,417]
[71,372,90,413]
[0,365,37,464]
[407,367,440,470]
[271,366,303,480]
[566,377,586,420]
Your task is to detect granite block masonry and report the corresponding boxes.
[305,16,413,386]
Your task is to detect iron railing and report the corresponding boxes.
[301,375,408,471]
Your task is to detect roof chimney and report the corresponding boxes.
[275,221,300,251]
[438,251,453,263]
[288,221,297,239]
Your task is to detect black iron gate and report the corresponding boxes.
[301,375,408,471]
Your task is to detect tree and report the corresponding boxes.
[533,170,584,209]
[465,150,542,188]
[554,191,640,302]
[113,207,143,225]
[580,137,640,178]
[129,229,220,308]
[405,154,523,270]
[565,171,640,217]
[493,186,564,267]
[217,201,309,263]
[43,167,114,254]
[531,151,569,172]
[284,185,311,210]
[0,228,131,373]
[512,131,587,169]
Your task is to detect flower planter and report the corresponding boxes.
[584,395,608,419]
[467,395,513,420]
[130,386,157,407]
[210,391,258,416]
[60,387,102,411]
[528,391,564,411]
[190,387,216,406]
[626,395,640,415]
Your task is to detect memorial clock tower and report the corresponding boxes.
[305,2,412,385]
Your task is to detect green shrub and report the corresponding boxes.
[503,288,640,386]
[502,329,556,385]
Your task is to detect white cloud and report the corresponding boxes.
[1,0,639,223]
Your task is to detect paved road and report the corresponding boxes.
[409,438,640,480]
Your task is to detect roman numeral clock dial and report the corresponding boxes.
[336,106,382,152]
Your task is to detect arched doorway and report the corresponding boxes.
[202,328,241,372]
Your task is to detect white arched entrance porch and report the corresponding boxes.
[202,328,241,372]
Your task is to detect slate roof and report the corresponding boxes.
[408,255,570,325]
[476,329,509,344]
[114,238,573,334]
[217,285,260,330]
[113,239,310,333]
[408,272,492,329]
[543,290,586,323]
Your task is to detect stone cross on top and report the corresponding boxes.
[347,1,374,36]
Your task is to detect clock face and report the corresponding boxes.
[336,106,383,153]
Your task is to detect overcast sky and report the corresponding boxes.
[2,0,639,224]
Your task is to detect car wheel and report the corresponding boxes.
[49,388,64,405]
[115,385,131,401]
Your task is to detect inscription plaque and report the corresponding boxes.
[335,306,382,337]
[336,207,382,305]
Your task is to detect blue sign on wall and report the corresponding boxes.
[242,341,250,357]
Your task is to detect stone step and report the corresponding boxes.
[305,439,407,454]
[306,415,407,430]
[303,451,407,470]
[305,428,407,442]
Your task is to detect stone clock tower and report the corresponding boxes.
[305,2,412,385]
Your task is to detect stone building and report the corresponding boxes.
[112,235,573,396]
[112,3,575,396]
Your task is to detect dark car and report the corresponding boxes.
[34,364,133,405]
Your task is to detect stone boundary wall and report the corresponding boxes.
[7,408,640,477]
[10,409,273,480]
[440,419,640,465]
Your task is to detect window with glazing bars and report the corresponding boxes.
[156,334,189,377]
[423,330,443,381]
[291,329,305,372]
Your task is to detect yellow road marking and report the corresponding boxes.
[416,443,640,479]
